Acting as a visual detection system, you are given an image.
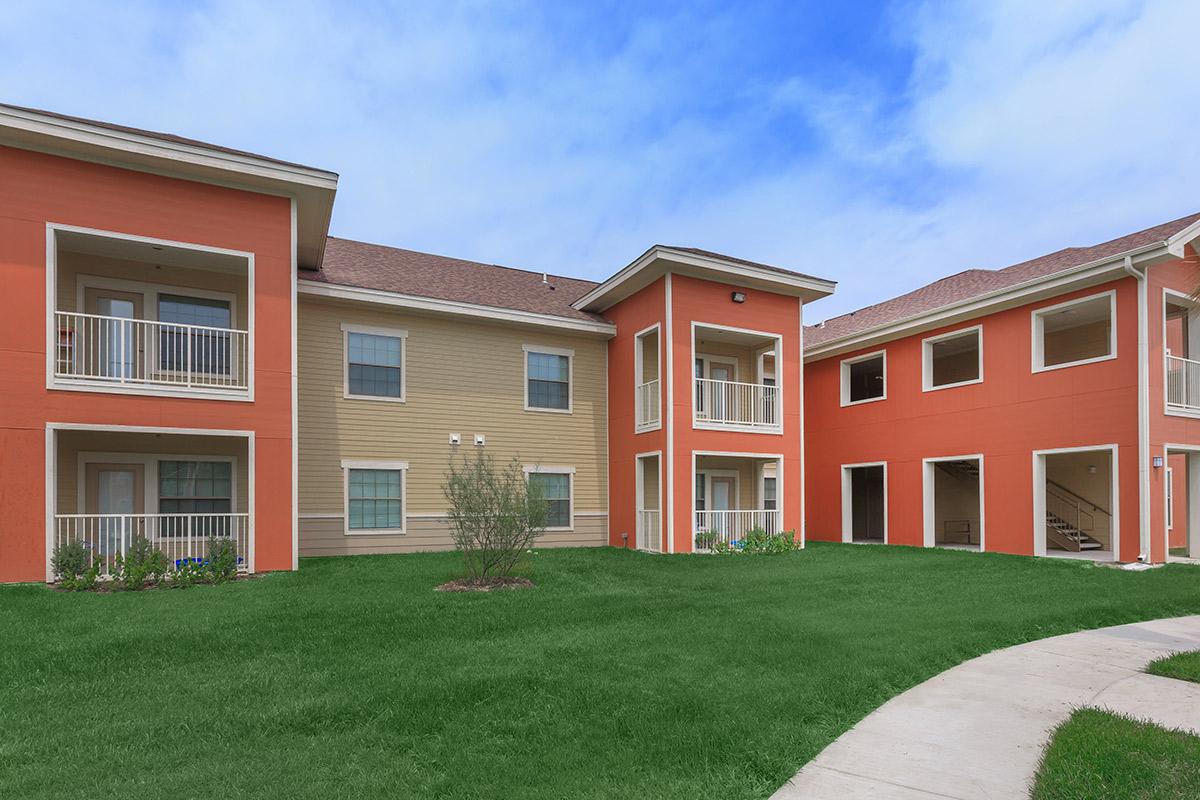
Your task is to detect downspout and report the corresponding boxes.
[1124,255,1151,561]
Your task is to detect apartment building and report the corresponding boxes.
[1,103,1198,583]
[804,215,1200,564]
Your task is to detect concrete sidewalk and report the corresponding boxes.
[772,615,1200,800]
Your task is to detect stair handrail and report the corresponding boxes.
[1046,479,1111,518]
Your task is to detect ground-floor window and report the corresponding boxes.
[343,461,408,533]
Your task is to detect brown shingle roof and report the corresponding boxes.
[1,102,333,174]
[806,212,1200,348]
[301,237,609,324]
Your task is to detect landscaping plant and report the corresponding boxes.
[711,528,800,555]
[443,452,548,582]
[110,535,170,591]
[206,535,240,583]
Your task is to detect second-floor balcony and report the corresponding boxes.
[49,225,252,398]
[55,311,249,392]
[1166,354,1200,413]
[694,377,780,430]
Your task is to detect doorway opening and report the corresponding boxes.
[842,463,886,543]
[1034,447,1115,560]
[924,456,983,551]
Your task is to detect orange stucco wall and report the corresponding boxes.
[805,278,1142,561]
[0,145,295,582]
[1147,248,1200,561]
[667,274,803,552]
[605,278,667,548]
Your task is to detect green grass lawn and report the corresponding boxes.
[1148,649,1200,683]
[3,543,1200,799]
[1032,709,1200,799]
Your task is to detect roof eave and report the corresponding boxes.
[573,245,836,312]
[299,278,617,336]
[804,241,1174,361]
[0,105,339,270]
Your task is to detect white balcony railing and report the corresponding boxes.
[694,509,781,549]
[636,379,661,430]
[694,378,780,430]
[636,508,662,551]
[55,311,249,392]
[1166,354,1200,412]
[53,513,250,577]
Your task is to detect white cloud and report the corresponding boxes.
[1,0,1196,320]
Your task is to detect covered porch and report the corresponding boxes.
[48,426,253,580]
[693,453,781,550]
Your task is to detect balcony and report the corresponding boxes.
[55,312,248,392]
[694,377,780,430]
[694,510,781,549]
[693,322,781,433]
[54,513,251,576]
[1166,354,1200,413]
[48,427,253,580]
[693,454,780,550]
[49,225,251,399]
[636,378,661,430]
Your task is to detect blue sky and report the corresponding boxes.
[3,0,1197,320]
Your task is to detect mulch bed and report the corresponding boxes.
[435,576,534,592]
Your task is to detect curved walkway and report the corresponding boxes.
[772,615,1200,800]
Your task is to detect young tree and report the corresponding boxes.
[444,452,548,580]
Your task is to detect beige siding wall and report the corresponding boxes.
[297,296,609,555]
[56,431,249,514]
[57,251,249,329]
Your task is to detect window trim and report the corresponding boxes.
[1031,290,1117,373]
[341,459,408,536]
[922,324,984,392]
[840,349,887,407]
[523,465,575,531]
[523,344,574,414]
[633,323,662,434]
[76,451,239,516]
[342,323,408,403]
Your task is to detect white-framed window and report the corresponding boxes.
[922,325,983,392]
[524,465,574,529]
[1032,291,1116,372]
[342,323,407,401]
[840,350,886,406]
[158,294,235,376]
[342,460,408,534]
[524,345,573,413]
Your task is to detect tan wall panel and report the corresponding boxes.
[297,297,609,538]
[299,514,608,556]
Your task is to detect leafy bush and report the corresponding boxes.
[694,530,719,550]
[60,562,101,592]
[206,536,239,583]
[444,452,548,579]
[111,535,169,591]
[51,540,90,581]
[712,529,800,555]
[167,558,206,589]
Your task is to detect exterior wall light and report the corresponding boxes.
[731,291,746,303]
[1153,456,1164,468]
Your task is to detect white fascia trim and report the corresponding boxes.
[1166,218,1200,258]
[806,243,1172,361]
[922,324,984,392]
[0,105,338,190]
[571,245,836,312]
[299,280,616,336]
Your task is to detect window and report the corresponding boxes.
[158,294,233,375]
[923,326,983,391]
[343,325,406,400]
[695,472,706,511]
[344,462,407,532]
[763,476,777,511]
[527,470,572,529]
[1033,292,1116,371]
[524,346,572,412]
[158,460,233,536]
[840,351,886,405]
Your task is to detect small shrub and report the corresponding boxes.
[444,452,548,580]
[111,535,169,591]
[167,558,206,589]
[694,530,719,550]
[206,536,239,583]
[51,540,90,581]
[711,529,800,556]
[59,562,101,592]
